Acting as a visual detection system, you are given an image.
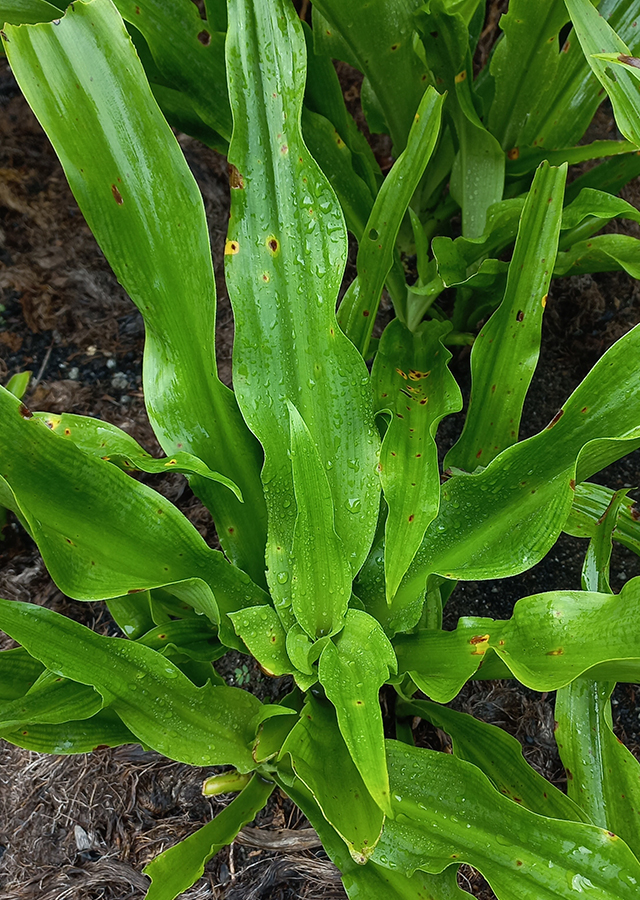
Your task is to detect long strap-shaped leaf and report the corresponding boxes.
[0,598,262,770]
[311,0,428,153]
[394,323,640,613]
[337,86,444,355]
[555,491,640,858]
[0,387,268,648]
[3,0,268,583]
[395,576,640,702]
[445,162,567,473]
[565,0,640,148]
[372,318,462,601]
[375,740,640,900]
[225,0,379,626]
[143,775,274,900]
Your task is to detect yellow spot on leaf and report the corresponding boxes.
[455,70,467,83]
[225,240,239,255]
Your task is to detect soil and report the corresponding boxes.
[1,3,640,898]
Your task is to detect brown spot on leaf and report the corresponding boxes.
[546,409,564,428]
[197,30,211,45]
[228,165,244,189]
[516,310,524,322]
[267,237,279,253]
[111,184,123,205]
[546,648,564,656]
[408,514,414,522]
[363,310,370,317]
[507,147,520,160]
[619,54,640,68]
[18,403,33,419]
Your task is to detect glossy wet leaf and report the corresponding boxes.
[566,0,640,147]
[0,0,60,25]
[281,775,471,899]
[288,403,351,639]
[225,0,379,628]
[143,775,274,900]
[230,605,292,677]
[399,698,589,823]
[0,670,101,729]
[136,619,225,664]
[446,162,567,473]
[311,0,428,152]
[318,609,397,816]
[280,695,384,863]
[372,318,462,600]
[395,577,640,701]
[506,139,638,179]
[518,0,640,150]
[2,0,268,581]
[564,482,640,557]
[395,323,640,612]
[374,740,640,899]
[1,709,138,754]
[561,186,640,232]
[0,387,268,647]
[0,598,262,770]
[337,87,444,355]
[554,233,640,277]
[0,647,44,700]
[111,0,231,142]
[35,412,242,498]
[417,3,504,238]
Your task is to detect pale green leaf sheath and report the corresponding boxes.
[372,318,462,601]
[224,0,379,628]
[2,0,267,582]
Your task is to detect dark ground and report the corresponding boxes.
[1,3,640,898]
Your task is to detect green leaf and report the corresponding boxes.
[136,619,225,664]
[1,709,138,753]
[565,0,640,147]
[554,233,640,278]
[374,740,640,899]
[561,186,640,232]
[337,86,444,355]
[280,775,472,899]
[0,670,102,729]
[0,387,268,648]
[372,319,462,600]
[318,609,397,816]
[555,679,640,859]
[0,599,263,769]
[445,162,567,473]
[301,107,374,242]
[111,0,232,141]
[0,646,44,700]
[229,605,292,677]
[395,577,640,701]
[34,411,242,499]
[5,371,31,399]
[581,489,628,593]
[417,2,505,238]
[564,482,640,558]
[107,592,156,640]
[143,775,274,900]
[487,0,569,151]
[506,139,639,179]
[288,403,351,639]
[311,0,428,152]
[399,698,590,823]
[225,0,380,627]
[395,323,640,611]
[0,0,60,25]
[280,695,384,863]
[518,0,640,150]
[3,0,268,582]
